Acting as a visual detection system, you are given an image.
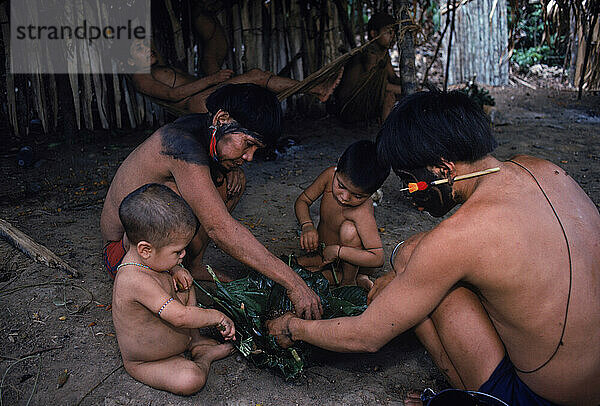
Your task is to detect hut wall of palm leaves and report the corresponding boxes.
[0,0,412,143]
[0,0,598,144]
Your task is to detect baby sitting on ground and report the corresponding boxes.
[295,140,389,289]
[112,183,235,395]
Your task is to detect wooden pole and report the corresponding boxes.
[578,9,598,99]
[444,0,457,91]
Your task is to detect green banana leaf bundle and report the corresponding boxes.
[193,254,368,380]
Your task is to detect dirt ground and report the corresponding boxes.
[0,86,598,405]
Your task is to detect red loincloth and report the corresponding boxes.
[103,240,126,280]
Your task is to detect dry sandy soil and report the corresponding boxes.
[0,86,598,405]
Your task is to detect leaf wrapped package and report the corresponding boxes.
[193,255,368,380]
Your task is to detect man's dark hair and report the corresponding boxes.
[337,140,390,194]
[206,83,282,147]
[367,13,396,34]
[119,183,198,247]
[376,90,497,171]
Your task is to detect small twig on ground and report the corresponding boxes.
[0,281,65,297]
[0,346,63,361]
[75,363,123,406]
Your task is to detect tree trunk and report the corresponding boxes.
[397,0,417,95]
[441,0,509,86]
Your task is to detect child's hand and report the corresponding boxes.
[216,314,236,341]
[171,266,193,292]
[300,224,319,252]
[322,244,341,263]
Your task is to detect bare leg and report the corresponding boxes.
[186,171,246,281]
[297,254,326,271]
[393,233,504,399]
[338,220,369,287]
[413,317,464,389]
[419,287,505,389]
[124,345,229,396]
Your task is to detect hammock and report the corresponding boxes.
[336,52,390,123]
[134,20,418,115]
[276,20,416,101]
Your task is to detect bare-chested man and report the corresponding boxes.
[102,84,323,320]
[268,91,600,405]
[128,38,341,114]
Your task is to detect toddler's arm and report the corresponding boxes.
[133,273,235,338]
[294,167,332,252]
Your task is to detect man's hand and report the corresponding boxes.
[287,283,323,320]
[367,270,396,305]
[216,313,236,341]
[225,167,244,200]
[300,223,319,252]
[322,244,340,263]
[266,312,297,348]
[208,69,234,85]
[171,265,193,292]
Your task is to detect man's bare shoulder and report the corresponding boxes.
[426,203,505,262]
[508,154,564,173]
[156,122,210,167]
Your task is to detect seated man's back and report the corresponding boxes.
[439,154,600,404]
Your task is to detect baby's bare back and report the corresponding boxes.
[112,271,192,363]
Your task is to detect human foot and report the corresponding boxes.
[190,336,235,364]
[403,391,423,405]
[297,254,325,271]
[311,68,344,102]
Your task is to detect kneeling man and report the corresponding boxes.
[268,91,600,405]
[102,84,322,320]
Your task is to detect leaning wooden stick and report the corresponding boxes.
[0,218,80,278]
[400,167,500,193]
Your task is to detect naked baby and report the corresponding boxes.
[112,183,235,395]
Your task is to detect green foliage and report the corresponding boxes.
[509,2,565,68]
[459,82,495,108]
[194,255,368,380]
[512,45,555,68]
